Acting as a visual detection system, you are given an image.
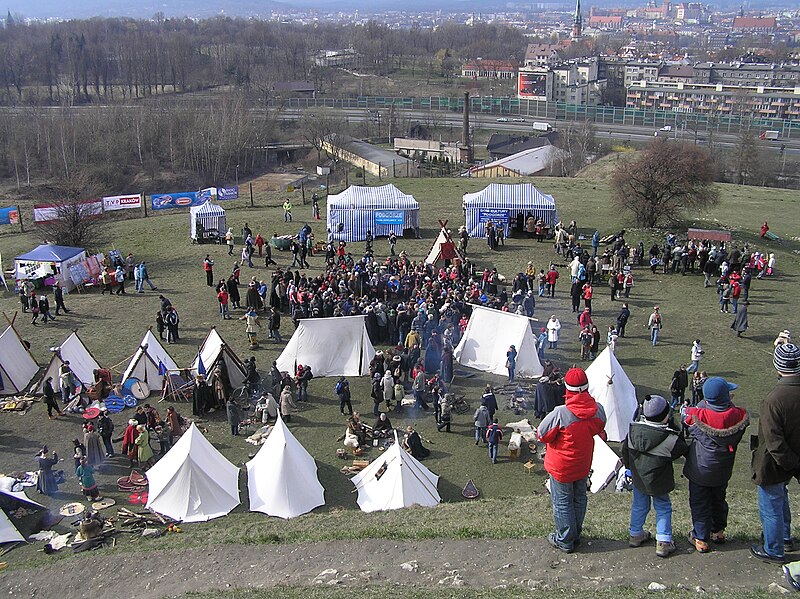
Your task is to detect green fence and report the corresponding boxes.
[279,96,799,137]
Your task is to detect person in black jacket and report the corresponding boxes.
[42,377,63,420]
[622,395,689,559]
[682,377,749,553]
[670,365,689,408]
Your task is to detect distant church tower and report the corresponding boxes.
[572,0,583,40]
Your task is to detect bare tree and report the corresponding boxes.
[611,140,719,228]
[38,172,105,248]
[548,120,598,177]
[300,107,349,163]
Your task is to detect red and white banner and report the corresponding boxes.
[102,194,142,211]
[33,200,103,223]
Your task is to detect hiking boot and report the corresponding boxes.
[629,530,652,547]
[689,531,710,553]
[711,531,726,545]
[656,541,676,558]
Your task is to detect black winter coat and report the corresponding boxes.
[622,420,689,496]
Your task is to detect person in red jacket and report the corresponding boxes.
[545,266,559,298]
[578,307,593,329]
[537,367,607,553]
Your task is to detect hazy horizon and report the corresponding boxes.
[1,0,784,20]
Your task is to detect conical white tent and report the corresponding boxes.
[275,315,375,377]
[0,510,24,544]
[586,347,638,443]
[424,227,465,267]
[192,328,247,387]
[350,434,440,513]
[453,305,542,378]
[0,325,39,396]
[246,415,325,519]
[122,330,179,390]
[146,423,240,522]
[37,331,101,392]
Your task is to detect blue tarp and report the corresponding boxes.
[15,244,85,262]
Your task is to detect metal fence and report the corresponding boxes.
[275,96,799,137]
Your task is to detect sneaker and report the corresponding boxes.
[656,541,676,558]
[629,530,652,547]
[547,532,574,554]
[711,531,726,544]
[689,531,710,553]
[750,544,787,564]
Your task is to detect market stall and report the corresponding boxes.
[190,201,226,244]
[14,244,88,293]
[326,184,419,242]
[462,183,558,238]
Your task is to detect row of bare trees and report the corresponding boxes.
[0,94,276,193]
[0,17,530,105]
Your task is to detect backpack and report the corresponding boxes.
[335,381,344,396]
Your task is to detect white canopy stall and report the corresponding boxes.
[190,201,226,244]
[462,183,558,238]
[327,184,419,242]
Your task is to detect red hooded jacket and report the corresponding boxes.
[537,390,607,483]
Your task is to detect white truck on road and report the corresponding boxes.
[532,121,552,132]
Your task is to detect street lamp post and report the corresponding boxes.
[236,164,239,187]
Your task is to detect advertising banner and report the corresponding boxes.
[150,192,202,211]
[477,208,510,235]
[0,206,19,225]
[374,210,404,225]
[34,200,103,223]
[217,186,239,200]
[102,194,142,211]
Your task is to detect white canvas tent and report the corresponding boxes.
[192,328,247,388]
[246,415,325,519]
[275,315,375,377]
[586,347,638,443]
[589,435,622,493]
[37,331,101,393]
[453,305,542,378]
[0,325,39,396]
[424,227,465,267]
[0,510,24,544]
[146,423,240,522]
[350,434,440,513]
[122,330,179,391]
[327,184,420,242]
[190,201,226,242]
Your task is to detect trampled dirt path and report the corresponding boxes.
[2,537,793,598]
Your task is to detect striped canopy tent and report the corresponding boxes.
[190,201,226,242]
[462,183,558,238]
[326,184,419,242]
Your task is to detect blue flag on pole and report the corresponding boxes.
[196,353,206,376]
[158,360,167,376]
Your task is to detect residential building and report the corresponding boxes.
[693,62,800,87]
[524,43,562,67]
[461,59,518,80]
[657,65,694,83]
[518,57,605,105]
[625,80,800,119]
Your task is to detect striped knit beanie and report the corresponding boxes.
[774,343,800,375]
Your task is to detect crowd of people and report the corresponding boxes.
[20,203,797,584]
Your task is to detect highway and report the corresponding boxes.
[277,107,800,155]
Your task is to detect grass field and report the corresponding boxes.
[0,168,799,571]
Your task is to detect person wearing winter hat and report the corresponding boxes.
[621,394,689,558]
[752,343,800,564]
[537,367,607,553]
[683,377,749,553]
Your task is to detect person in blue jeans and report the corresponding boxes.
[622,395,689,558]
[751,343,800,564]
[506,345,517,382]
[473,404,490,446]
[648,307,662,346]
[537,367,607,553]
[485,419,503,464]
